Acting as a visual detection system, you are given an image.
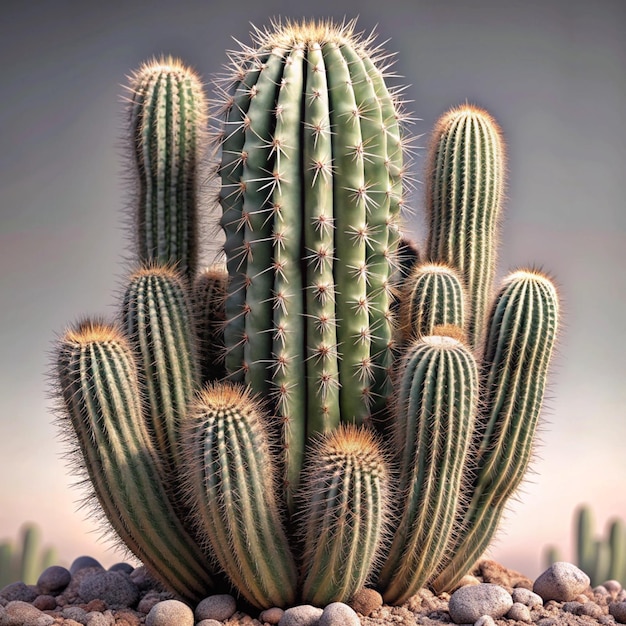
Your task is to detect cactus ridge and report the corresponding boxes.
[298,424,389,606]
[182,383,298,609]
[127,57,207,278]
[425,104,505,349]
[379,334,478,604]
[55,321,215,601]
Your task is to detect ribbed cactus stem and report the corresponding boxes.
[216,20,406,505]
[55,321,215,601]
[378,332,477,604]
[121,265,198,476]
[193,264,228,383]
[432,269,559,592]
[127,57,207,278]
[608,519,626,583]
[183,383,298,609]
[299,425,389,606]
[426,104,505,349]
[577,505,596,580]
[400,263,466,343]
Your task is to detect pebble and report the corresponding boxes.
[606,580,624,594]
[196,621,222,626]
[85,612,114,626]
[195,594,237,621]
[0,582,38,603]
[474,616,496,626]
[506,601,532,622]
[278,604,323,626]
[108,563,134,575]
[259,607,284,624]
[63,605,88,622]
[319,602,360,626]
[533,562,590,602]
[349,588,383,616]
[78,571,139,609]
[146,600,194,626]
[610,601,626,623]
[0,600,54,625]
[32,595,56,611]
[448,583,513,624]
[37,565,72,594]
[511,587,543,608]
[70,556,104,575]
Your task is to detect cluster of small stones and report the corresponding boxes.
[3,558,626,626]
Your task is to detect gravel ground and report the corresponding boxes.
[2,558,626,626]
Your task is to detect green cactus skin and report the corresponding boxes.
[0,524,57,587]
[216,21,406,504]
[298,425,389,607]
[432,269,559,592]
[121,265,198,477]
[608,519,626,583]
[425,105,505,350]
[127,57,207,278]
[577,504,596,581]
[193,264,228,383]
[56,321,215,602]
[399,263,466,344]
[183,383,298,609]
[378,331,478,604]
[18,525,40,585]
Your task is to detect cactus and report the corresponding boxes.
[54,19,561,609]
[546,505,626,586]
[0,524,58,588]
[425,105,505,350]
[127,57,208,279]
[378,330,478,604]
[298,425,389,606]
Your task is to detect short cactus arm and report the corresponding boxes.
[55,321,215,602]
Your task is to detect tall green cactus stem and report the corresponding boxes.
[399,263,466,343]
[432,269,559,592]
[56,321,215,602]
[425,105,505,350]
[577,504,596,581]
[299,425,389,606]
[121,265,198,476]
[127,57,207,278]
[183,383,298,609]
[193,264,228,383]
[378,332,478,604]
[216,20,407,503]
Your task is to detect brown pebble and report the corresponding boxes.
[114,609,141,626]
[258,606,283,624]
[349,588,383,616]
[33,594,58,610]
[83,599,107,612]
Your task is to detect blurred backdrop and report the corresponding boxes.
[1,0,625,577]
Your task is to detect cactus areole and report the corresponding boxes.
[216,20,406,499]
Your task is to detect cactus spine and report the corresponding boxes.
[378,332,478,604]
[217,20,406,502]
[298,425,389,606]
[183,384,298,609]
[426,105,505,349]
[128,58,207,278]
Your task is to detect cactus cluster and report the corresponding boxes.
[0,524,58,588]
[545,505,626,587]
[54,19,560,609]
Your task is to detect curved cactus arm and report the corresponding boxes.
[55,321,216,602]
[183,383,298,609]
[121,264,199,476]
[425,105,505,349]
[127,57,207,279]
[299,425,389,606]
[432,269,559,592]
[377,331,477,604]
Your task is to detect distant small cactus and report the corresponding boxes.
[0,524,58,588]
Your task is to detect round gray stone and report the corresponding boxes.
[610,601,626,624]
[319,602,360,626]
[533,562,590,602]
[278,604,324,626]
[506,602,532,622]
[474,617,496,626]
[69,556,103,575]
[511,587,543,608]
[0,581,38,602]
[195,594,237,621]
[259,607,284,624]
[108,563,134,575]
[448,583,513,624]
[78,571,139,609]
[3,600,55,625]
[146,599,194,626]
[37,566,71,594]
